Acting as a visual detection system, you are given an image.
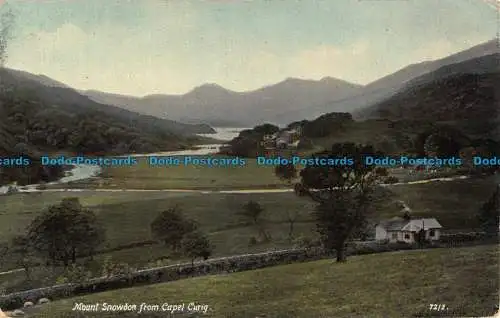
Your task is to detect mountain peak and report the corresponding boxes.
[198,83,225,89]
[283,77,312,83]
[186,83,235,98]
[280,76,360,87]
[320,76,335,81]
[190,83,232,93]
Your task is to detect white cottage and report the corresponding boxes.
[375,217,442,243]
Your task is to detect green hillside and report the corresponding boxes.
[0,68,215,185]
[306,72,499,157]
[366,72,499,139]
[27,245,498,318]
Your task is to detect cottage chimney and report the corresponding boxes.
[400,201,412,220]
[403,209,411,220]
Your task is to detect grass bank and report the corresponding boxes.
[28,245,499,318]
[1,176,495,266]
[48,155,287,190]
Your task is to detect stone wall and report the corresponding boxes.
[2,238,494,311]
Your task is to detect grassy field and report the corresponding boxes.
[25,245,499,318]
[1,176,496,265]
[0,192,195,245]
[390,175,498,229]
[0,191,312,250]
[49,155,291,190]
[1,175,496,294]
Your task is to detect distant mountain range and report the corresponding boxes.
[80,39,498,127]
[5,39,498,129]
[2,68,215,135]
[82,77,362,127]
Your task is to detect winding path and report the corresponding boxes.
[3,174,472,195]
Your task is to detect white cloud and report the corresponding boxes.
[6,8,201,95]
[8,23,88,73]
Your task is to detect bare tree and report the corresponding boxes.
[240,200,270,242]
[0,5,14,68]
[285,210,299,241]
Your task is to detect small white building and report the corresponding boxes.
[375,217,443,243]
[276,138,288,149]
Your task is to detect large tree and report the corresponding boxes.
[424,132,461,157]
[150,206,198,251]
[224,124,280,158]
[240,200,265,225]
[295,143,387,262]
[274,163,297,184]
[240,200,269,241]
[180,230,213,266]
[27,197,105,267]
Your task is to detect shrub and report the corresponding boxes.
[101,257,134,278]
[384,176,399,184]
[439,232,487,245]
[248,237,257,246]
[56,264,92,284]
[292,236,321,249]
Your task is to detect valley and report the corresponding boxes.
[0,2,498,316]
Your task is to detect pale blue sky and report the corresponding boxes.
[2,0,498,95]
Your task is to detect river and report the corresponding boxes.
[0,127,247,194]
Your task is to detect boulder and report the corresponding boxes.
[37,298,50,305]
[11,309,25,317]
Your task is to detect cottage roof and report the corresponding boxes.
[377,217,442,232]
[402,218,442,231]
[377,217,407,231]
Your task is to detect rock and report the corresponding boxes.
[23,302,34,308]
[11,309,25,317]
[38,298,50,305]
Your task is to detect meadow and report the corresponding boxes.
[1,170,496,298]
[1,175,495,268]
[26,244,499,318]
[48,155,291,190]
[0,177,495,252]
